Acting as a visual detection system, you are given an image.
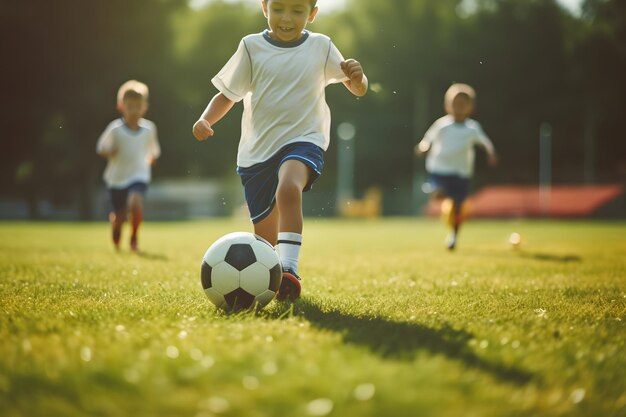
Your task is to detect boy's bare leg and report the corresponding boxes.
[110,210,127,251]
[447,202,462,250]
[253,207,279,246]
[274,160,310,300]
[128,192,144,252]
[276,160,309,233]
[252,160,309,246]
[453,202,462,233]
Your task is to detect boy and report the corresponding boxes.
[192,0,368,300]
[415,83,497,250]
[97,80,161,252]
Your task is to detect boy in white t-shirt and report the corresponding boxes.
[415,83,497,250]
[97,80,161,252]
[193,0,368,300]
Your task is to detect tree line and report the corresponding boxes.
[1,0,624,218]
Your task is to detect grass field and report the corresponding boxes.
[1,218,625,417]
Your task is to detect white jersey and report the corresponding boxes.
[211,30,349,167]
[421,115,495,178]
[96,118,161,188]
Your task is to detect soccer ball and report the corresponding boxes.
[509,232,522,248]
[201,232,282,311]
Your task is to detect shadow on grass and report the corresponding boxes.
[520,252,581,263]
[280,299,533,386]
[134,251,169,261]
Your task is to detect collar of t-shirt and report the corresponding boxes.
[121,118,144,134]
[262,29,310,48]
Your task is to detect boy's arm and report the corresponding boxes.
[149,124,161,165]
[341,59,368,97]
[414,139,430,156]
[97,148,117,158]
[486,147,498,166]
[415,120,439,156]
[475,126,498,166]
[96,124,117,158]
[193,93,236,141]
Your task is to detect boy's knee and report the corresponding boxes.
[276,181,302,205]
[127,193,143,209]
[113,211,127,223]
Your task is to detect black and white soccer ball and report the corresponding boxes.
[201,232,282,311]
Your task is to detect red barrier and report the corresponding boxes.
[424,185,624,218]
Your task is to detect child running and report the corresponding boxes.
[97,80,161,252]
[415,83,497,250]
[192,0,368,299]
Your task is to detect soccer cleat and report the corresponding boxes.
[446,233,457,251]
[276,268,301,301]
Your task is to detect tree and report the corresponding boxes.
[0,0,185,219]
[576,0,626,182]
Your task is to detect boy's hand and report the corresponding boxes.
[341,59,364,84]
[100,148,117,159]
[341,59,367,96]
[193,119,214,141]
[415,141,429,156]
[488,153,499,167]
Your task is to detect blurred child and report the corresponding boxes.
[97,80,161,252]
[193,0,368,299]
[415,83,497,250]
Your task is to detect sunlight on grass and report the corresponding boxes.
[0,219,624,417]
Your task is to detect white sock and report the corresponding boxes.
[276,232,302,274]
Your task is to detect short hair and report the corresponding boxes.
[444,83,475,111]
[264,0,317,8]
[117,80,149,105]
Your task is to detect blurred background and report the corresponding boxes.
[1,0,624,221]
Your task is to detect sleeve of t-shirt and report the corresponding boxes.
[472,121,495,153]
[325,40,349,85]
[421,120,440,146]
[211,40,252,103]
[96,122,116,155]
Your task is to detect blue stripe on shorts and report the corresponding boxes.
[237,142,325,224]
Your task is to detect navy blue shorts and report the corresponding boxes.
[237,142,325,224]
[424,173,470,204]
[109,182,148,212]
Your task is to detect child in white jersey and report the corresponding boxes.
[193,0,368,300]
[415,83,497,250]
[97,80,161,252]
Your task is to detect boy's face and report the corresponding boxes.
[119,97,148,123]
[262,0,318,43]
[450,94,474,122]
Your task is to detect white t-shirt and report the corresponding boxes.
[421,115,495,178]
[96,118,161,188]
[211,30,349,167]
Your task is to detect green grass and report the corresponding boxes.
[1,218,625,417]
